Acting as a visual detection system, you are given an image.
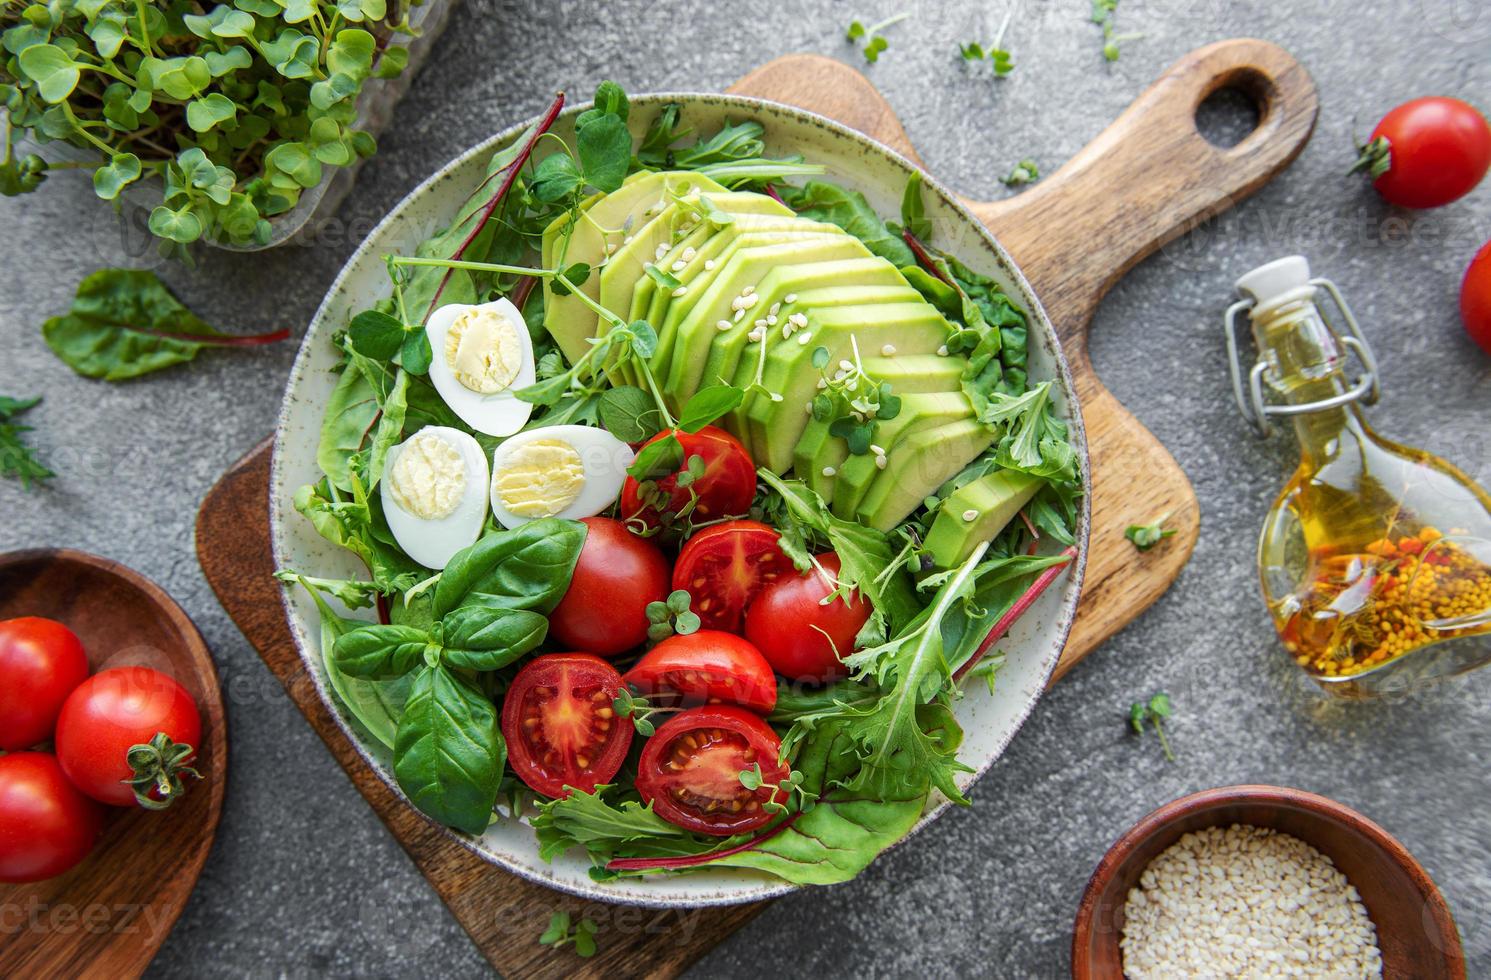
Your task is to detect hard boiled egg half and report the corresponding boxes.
[489,425,636,529]
[425,298,536,437]
[380,426,490,569]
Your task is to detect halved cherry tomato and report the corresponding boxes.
[620,426,756,530]
[0,752,103,883]
[672,520,791,632]
[501,653,633,799]
[0,617,90,751]
[1462,239,1491,355]
[745,553,870,683]
[622,631,777,713]
[1354,97,1491,209]
[549,517,670,656]
[55,667,202,808]
[635,705,789,835]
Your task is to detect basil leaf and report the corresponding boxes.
[332,624,430,678]
[433,518,588,618]
[393,664,505,835]
[677,384,743,434]
[441,604,549,671]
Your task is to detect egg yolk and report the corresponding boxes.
[493,439,586,518]
[388,430,466,520]
[445,307,523,394]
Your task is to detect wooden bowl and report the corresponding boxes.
[0,549,226,979]
[1072,785,1464,979]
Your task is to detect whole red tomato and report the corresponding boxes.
[745,553,870,683]
[1463,239,1491,355]
[620,426,756,531]
[1354,97,1491,208]
[0,616,90,751]
[55,667,202,808]
[0,752,103,883]
[548,517,670,656]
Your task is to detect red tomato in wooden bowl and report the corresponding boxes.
[0,616,90,751]
[0,752,103,883]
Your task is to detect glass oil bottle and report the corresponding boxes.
[1226,256,1491,698]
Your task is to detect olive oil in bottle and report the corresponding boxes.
[1227,257,1491,698]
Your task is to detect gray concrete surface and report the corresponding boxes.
[3,0,1490,976]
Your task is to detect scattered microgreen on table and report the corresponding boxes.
[959,8,1016,77]
[1090,0,1141,61]
[1126,516,1176,551]
[1001,159,1041,187]
[0,395,53,490]
[1129,692,1176,761]
[538,911,598,958]
[846,13,909,63]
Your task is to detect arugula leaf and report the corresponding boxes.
[393,663,505,835]
[292,477,425,595]
[41,270,289,381]
[0,395,53,490]
[531,786,700,864]
[776,181,916,267]
[979,382,1077,480]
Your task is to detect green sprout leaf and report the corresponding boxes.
[1124,516,1176,551]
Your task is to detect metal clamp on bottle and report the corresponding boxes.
[1224,256,1381,437]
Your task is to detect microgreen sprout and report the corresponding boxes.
[612,687,672,737]
[738,763,818,814]
[963,651,1007,695]
[644,589,702,643]
[809,336,902,460]
[538,911,598,958]
[846,12,909,63]
[1090,0,1141,61]
[1001,159,1041,187]
[959,7,1016,77]
[1128,692,1175,761]
[1125,514,1176,551]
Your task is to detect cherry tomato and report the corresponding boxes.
[501,653,633,799]
[635,705,789,835]
[55,667,202,808]
[0,617,90,751]
[622,631,777,713]
[620,426,756,530]
[1462,239,1491,355]
[745,553,870,683]
[0,752,103,883]
[672,520,791,632]
[1355,97,1491,209]
[548,517,670,657]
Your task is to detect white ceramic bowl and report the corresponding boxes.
[271,94,1091,908]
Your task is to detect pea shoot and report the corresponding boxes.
[959,8,1016,77]
[1125,515,1176,551]
[538,910,598,958]
[644,589,703,643]
[1001,159,1041,187]
[1090,0,1142,62]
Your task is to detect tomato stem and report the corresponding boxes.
[604,811,802,871]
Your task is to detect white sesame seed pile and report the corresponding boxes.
[1121,824,1382,979]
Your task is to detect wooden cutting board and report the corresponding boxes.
[195,41,1316,978]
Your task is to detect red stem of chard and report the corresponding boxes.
[423,91,566,320]
[763,183,788,207]
[511,274,538,315]
[604,811,801,872]
[109,323,290,347]
[902,228,951,284]
[953,545,1077,683]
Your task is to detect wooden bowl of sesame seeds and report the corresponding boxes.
[1072,785,1464,979]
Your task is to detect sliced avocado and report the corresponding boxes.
[655,235,869,403]
[631,206,799,325]
[740,303,953,473]
[856,418,996,532]
[830,391,975,517]
[925,470,1045,568]
[542,171,727,365]
[734,349,962,463]
[702,267,916,404]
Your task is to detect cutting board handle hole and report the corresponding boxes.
[1195,83,1262,149]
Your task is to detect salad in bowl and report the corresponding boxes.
[273,82,1086,904]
